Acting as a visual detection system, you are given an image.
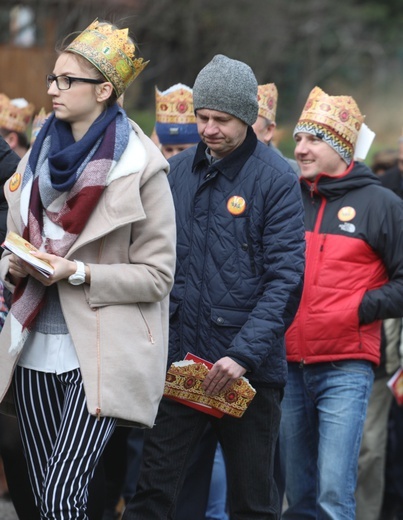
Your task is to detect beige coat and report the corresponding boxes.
[0,120,176,428]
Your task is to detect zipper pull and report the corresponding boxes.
[96,407,101,421]
[299,359,304,368]
[148,332,155,344]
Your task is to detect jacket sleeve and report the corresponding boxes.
[359,192,403,323]
[226,168,305,372]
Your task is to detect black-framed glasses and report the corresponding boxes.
[46,74,104,90]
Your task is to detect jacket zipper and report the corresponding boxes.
[137,304,155,344]
[95,238,105,420]
[298,193,327,365]
[95,307,101,420]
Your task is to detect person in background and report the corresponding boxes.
[281,86,403,520]
[379,134,403,195]
[122,53,305,520]
[0,94,35,238]
[355,317,401,520]
[0,95,34,161]
[0,133,20,503]
[378,143,403,520]
[370,148,398,177]
[0,95,36,520]
[252,83,299,175]
[0,18,176,519]
[154,83,200,159]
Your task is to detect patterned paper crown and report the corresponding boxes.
[164,361,256,418]
[30,107,51,145]
[155,84,200,145]
[66,19,149,97]
[294,86,365,163]
[0,94,35,134]
[257,83,278,123]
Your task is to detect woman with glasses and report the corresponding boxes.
[0,19,176,520]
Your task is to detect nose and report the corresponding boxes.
[203,119,218,135]
[294,139,307,157]
[47,79,58,95]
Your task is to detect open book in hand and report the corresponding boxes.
[2,231,55,278]
[163,353,256,418]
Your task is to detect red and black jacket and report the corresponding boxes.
[286,161,403,366]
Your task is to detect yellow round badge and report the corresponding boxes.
[227,196,246,215]
[338,206,356,222]
[9,173,21,192]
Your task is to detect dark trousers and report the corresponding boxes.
[122,420,217,520]
[123,387,282,520]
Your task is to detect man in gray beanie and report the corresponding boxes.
[123,54,305,520]
[192,54,259,126]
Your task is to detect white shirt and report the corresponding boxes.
[17,331,80,374]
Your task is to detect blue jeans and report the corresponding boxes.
[280,361,374,520]
[205,443,228,520]
[122,387,282,520]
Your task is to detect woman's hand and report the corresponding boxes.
[9,251,78,286]
[8,253,30,282]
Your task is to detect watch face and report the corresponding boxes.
[68,273,85,285]
[68,262,86,285]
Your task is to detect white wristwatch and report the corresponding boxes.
[68,260,86,285]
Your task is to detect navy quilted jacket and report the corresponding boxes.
[168,128,305,387]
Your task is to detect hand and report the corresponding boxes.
[202,356,247,396]
[10,251,77,287]
[8,253,30,281]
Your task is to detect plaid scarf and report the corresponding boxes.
[9,104,131,355]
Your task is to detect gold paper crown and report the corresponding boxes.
[0,94,35,134]
[164,361,256,418]
[257,83,278,122]
[30,107,51,145]
[66,19,149,97]
[297,86,364,150]
[155,84,197,124]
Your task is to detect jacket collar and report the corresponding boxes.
[301,160,381,199]
[192,126,257,180]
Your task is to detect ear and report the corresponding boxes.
[264,122,276,144]
[95,82,114,103]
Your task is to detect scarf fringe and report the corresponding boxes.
[9,314,30,356]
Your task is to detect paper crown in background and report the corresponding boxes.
[66,19,149,97]
[30,107,51,145]
[257,83,278,123]
[0,94,35,134]
[155,83,200,145]
[294,86,365,163]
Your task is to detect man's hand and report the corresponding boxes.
[202,356,247,396]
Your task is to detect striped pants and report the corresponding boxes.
[13,366,117,520]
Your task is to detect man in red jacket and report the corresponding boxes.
[281,86,403,519]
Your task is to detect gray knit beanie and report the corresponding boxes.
[193,54,258,126]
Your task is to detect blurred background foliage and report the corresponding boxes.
[1,0,402,162]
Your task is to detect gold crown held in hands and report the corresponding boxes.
[164,361,256,418]
[257,83,278,123]
[0,94,35,134]
[66,19,149,97]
